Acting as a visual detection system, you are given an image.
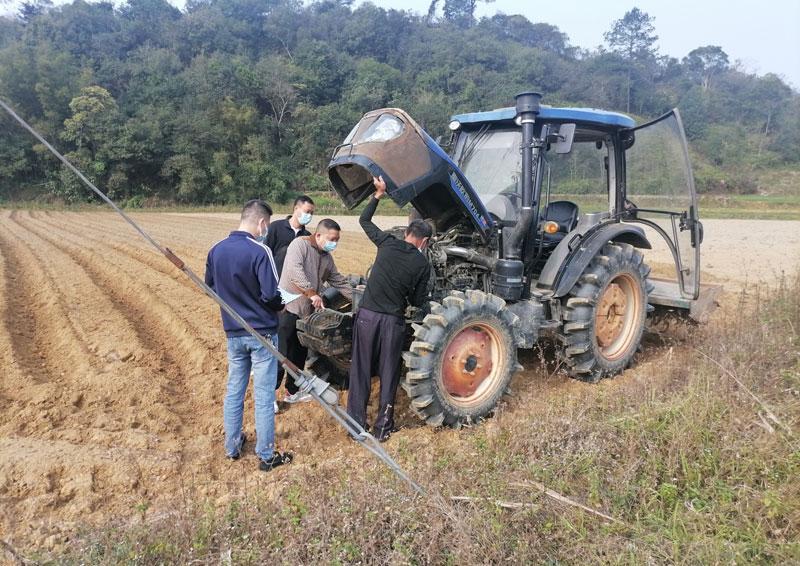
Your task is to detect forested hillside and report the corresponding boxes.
[0,0,797,205]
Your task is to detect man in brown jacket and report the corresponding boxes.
[277,218,353,403]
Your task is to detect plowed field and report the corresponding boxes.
[1,210,798,552]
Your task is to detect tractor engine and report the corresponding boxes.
[426,227,492,302]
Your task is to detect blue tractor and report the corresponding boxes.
[300,92,718,428]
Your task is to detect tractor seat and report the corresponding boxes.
[541,200,579,243]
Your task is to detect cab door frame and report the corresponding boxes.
[619,109,702,300]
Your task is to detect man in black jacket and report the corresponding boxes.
[346,176,432,442]
[264,195,315,276]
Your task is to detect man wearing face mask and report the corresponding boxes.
[346,176,432,442]
[204,199,292,472]
[278,218,353,403]
[264,195,315,276]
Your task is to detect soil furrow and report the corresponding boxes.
[0,215,92,384]
[29,212,220,352]
[37,212,205,296]
[5,213,147,369]
[0,215,105,439]
[11,212,216,436]
[58,211,213,266]
[0,212,23,406]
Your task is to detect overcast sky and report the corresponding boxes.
[383,0,800,89]
[1,0,798,89]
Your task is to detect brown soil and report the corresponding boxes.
[0,210,797,552]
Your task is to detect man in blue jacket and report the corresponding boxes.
[205,199,293,472]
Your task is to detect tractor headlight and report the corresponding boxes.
[448,120,461,131]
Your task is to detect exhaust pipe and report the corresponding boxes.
[442,246,498,270]
[504,92,541,260]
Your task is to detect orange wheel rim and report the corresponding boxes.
[441,322,503,408]
[595,273,642,361]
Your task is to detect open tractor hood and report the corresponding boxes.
[327,108,494,241]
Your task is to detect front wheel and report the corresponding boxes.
[402,290,520,427]
[558,242,652,382]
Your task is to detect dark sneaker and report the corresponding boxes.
[227,433,247,460]
[259,451,293,472]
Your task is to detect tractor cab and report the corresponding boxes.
[447,105,634,279]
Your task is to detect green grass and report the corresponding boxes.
[698,194,800,220]
[0,190,411,217]
[3,190,799,220]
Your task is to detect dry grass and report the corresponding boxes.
[25,274,800,565]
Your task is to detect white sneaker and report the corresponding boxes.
[284,391,312,404]
[274,401,279,414]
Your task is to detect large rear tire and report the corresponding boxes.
[402,290,520,427]
[558,242,652,382]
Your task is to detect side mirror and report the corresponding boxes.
[551,123,575,154]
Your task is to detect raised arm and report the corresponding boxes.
[359,175,391,246]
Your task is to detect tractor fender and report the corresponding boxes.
[536,223,651,298]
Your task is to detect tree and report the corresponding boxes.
[60,85,127,199]
[250,55,301,144]
[17,0,53,23]
[683,45,729,91]
[118,0,181,51]
[0,0,797,205]
[749,73,793,156]
[480,15,571,56]
[62,85,121,150]
[440,0,494,28]
[604,7,658,112]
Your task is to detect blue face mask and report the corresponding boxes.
[257,225,268,243]
[323,240,337,253]
[298,212,313,225]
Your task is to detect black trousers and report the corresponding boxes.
[277,311,306,395]
[346,307,406,437]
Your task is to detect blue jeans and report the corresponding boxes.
[224,333,278,461]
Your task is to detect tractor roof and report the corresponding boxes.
[451,105,636,130]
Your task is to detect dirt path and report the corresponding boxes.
[174,213,800,285]
[0,210,797,552]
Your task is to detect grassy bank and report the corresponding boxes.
[3,193,800,220]
[32,273,800,564]
[697,194,800,220]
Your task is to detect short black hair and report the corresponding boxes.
[406,219,432,239]
[316,218,341,233]
[294,195,315,207]
[241,199,273,222]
